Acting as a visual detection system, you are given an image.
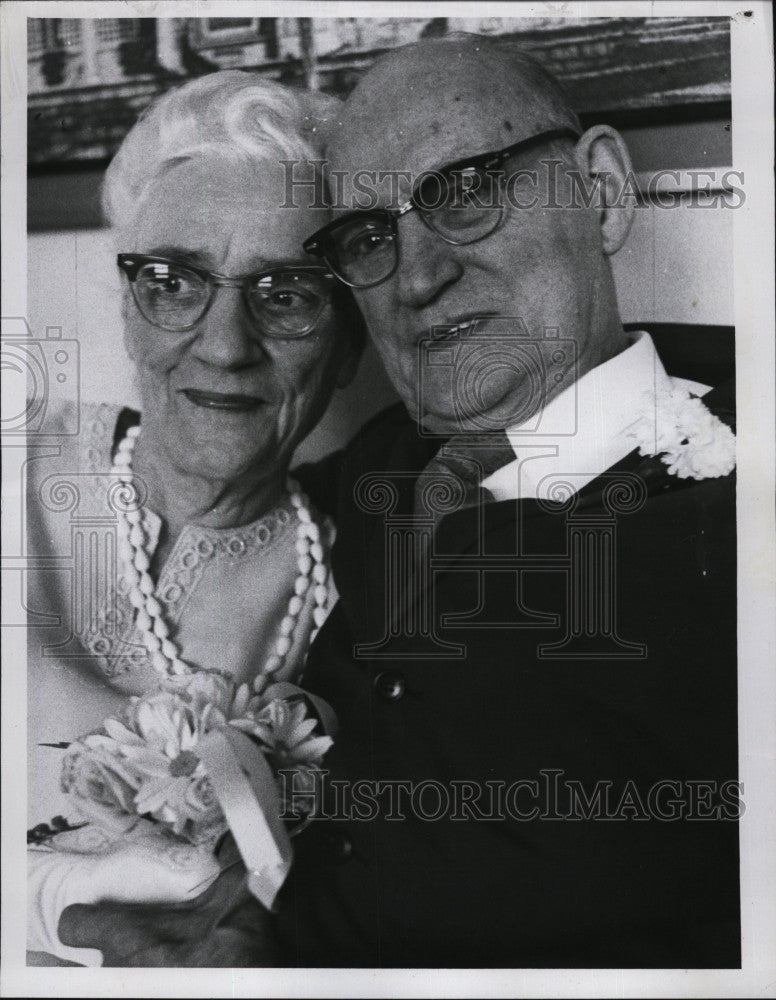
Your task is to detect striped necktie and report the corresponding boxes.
[414,430,515,522]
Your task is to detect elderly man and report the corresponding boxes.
[61,36,738,967]
[277,35,739,968]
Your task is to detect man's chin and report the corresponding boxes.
[418,399,540,436]
[420,415,500,436]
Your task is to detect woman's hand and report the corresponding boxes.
[58,854,278,967]
[28,825,221,965]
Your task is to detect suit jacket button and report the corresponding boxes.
[375,670,406,701]
[330,833,353,863]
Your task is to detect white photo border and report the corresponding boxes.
[2,1,774,997]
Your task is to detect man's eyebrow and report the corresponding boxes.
[428,145,503,176]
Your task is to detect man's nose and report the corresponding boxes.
[394,211,463,309]
[191,287,263,369]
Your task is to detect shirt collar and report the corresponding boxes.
[481,331,711,502]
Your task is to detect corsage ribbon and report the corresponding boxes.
[197,682,337,912]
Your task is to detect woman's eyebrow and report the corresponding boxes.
[145,247,318,273]
[146,246,212,267]
[261,256,323,269]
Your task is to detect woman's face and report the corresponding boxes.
[124,156,355,484]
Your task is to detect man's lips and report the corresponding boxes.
[181,389,266,412]
[421,313,499,341]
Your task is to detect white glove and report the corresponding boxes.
[27,825,220,966]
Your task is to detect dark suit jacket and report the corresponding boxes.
[278,376,739,968]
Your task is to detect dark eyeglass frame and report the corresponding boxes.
[117,253,336,337]
[303,127,581,288]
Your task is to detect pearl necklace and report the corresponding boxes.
[111,425,330,689]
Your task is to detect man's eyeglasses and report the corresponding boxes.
[303,127,580,289]
[117,255,335,338]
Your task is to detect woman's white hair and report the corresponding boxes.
[102,70,340,240]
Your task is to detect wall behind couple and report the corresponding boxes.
[26,15,734,463]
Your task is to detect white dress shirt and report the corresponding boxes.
[481,332,711,503]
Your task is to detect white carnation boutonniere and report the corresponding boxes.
[626,385,735,480]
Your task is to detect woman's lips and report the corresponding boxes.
[181,389,265,412]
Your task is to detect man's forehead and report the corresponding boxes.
[328,38,578,180]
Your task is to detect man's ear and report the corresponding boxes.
[573,125,635,255]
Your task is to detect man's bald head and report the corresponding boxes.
[330,35,581,176]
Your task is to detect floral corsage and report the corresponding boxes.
[29,671,336,909]
[626,384,735,480]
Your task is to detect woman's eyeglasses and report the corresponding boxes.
[117,255,335,338]
[303,127,580,289]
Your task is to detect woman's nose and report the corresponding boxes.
[394,212,463,309]
[190,287,263,369]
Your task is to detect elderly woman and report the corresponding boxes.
[27,71,360,965]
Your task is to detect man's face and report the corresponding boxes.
[328,47,621,433]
